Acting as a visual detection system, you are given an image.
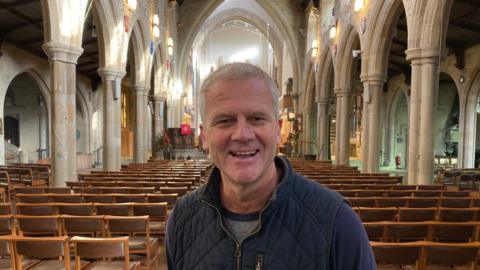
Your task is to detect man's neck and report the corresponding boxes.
[220,165,279,214]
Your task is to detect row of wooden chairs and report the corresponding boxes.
[0,214,160,269]
[364,221,480,243]
[0,233,143,269]
[348,196,480,208]
[338,189,470,198]
[371,240,480,269]
[325,183,444,190]
[354,207,480,222]
[15,192,179,205]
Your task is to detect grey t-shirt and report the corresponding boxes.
[221,207,260,242]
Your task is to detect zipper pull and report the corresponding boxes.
[255,254,263,270]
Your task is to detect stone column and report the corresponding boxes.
[38,97,48,159]
[133,86,149,163]
[43,42,83,186]
[316,98,329,160]
[153,97,165,153]
[406,49,440,184]
[335,89,350,165]
[361,79,383,173]
[98,69,125,171]
[302,110,311,156]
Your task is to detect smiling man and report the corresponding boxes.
[166,63,375,270]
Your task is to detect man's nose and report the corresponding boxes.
[231,119,254,141]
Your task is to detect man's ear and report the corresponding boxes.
[201,132,208,151]
[276,118,282,143]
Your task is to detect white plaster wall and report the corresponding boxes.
[282,42,294,94]
[4,74,43,162]
[0,42,95,164]
[209,24,269,69]
[434,84,458,156]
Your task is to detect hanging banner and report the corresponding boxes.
[180,124,191,135]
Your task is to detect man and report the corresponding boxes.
[166,62,375,269]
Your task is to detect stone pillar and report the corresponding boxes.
[38,97,48,159]
[43,42,83,186]
[303,110,311,156]
[335,89,350,165]
[406,49,440,184]
[133,86,149,163]
[153,97,165,152]
[360,79,383,172]
[98,69,125,171]
[316,98,329,160]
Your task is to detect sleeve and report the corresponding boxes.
[329,203,376,270]
[165,209,175,270]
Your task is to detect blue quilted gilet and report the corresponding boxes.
[170,157,344,270]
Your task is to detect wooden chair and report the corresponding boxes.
[51,194,85,203]
[16,203,57,216]
[397,207,436,222]
[431,223,477,242]
[105,215,159,270]
[57,203,94,216]
[440,198,472,208]
[95,203,131,216]
[62,215,106,237]
[387,222,430,242]
[84,194,115,203]
[407,198,439,208]
[421,242,480,269]
[16,215,62,236]
[377,198,407,208]
[370,241,421,269]
[115,194,146,203]
[132,202,168,235]
[6,235,72,270]
[71,236,141,270]
[15,194,51,204]
[437,207,478,222]
[357,207,397,222]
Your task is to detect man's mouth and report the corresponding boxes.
[229,150,259,158]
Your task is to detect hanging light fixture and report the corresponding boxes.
[167,37,174,56]
[152,14,160,38]
[127,0,137,10]
[354,0,364,11]
[311,39,318,58]
[329,24,337,39]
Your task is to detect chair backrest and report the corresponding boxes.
[438,207,477,222]
[95,203,131,216]
[371,242,420,267]
[16,203,57,216]
[71,236,131,270]
[132,202,168,221]
[61,215,105,237]
[397,207,437,222]
[105,215,149,236]
[0,203,12,215]
[358,207,397,222]
[424,243,480,269]
[16,215,61,236]
[16,194,51,203]
[57,203,94,216]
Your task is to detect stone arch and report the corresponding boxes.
[362,0,405,79]
[335,24,361,91]
[458,67,480,167]
[129,20,153,86]
[177,0,301,93]
[204,9,283,73]
[386,85,409,167]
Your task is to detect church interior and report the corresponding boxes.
[0,0,480,269]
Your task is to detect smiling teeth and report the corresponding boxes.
[231,150,257,156]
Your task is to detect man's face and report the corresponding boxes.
[202,77,281,188]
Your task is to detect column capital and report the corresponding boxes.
[405,48,441,64]
[42,42,83,64]
[334,88,350,97]
[153,96,166,102]
[316,97,329,105]
[133,85,150,95]
[168,0,178,7]
[360,74,384,85]
[98,68,126,81]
